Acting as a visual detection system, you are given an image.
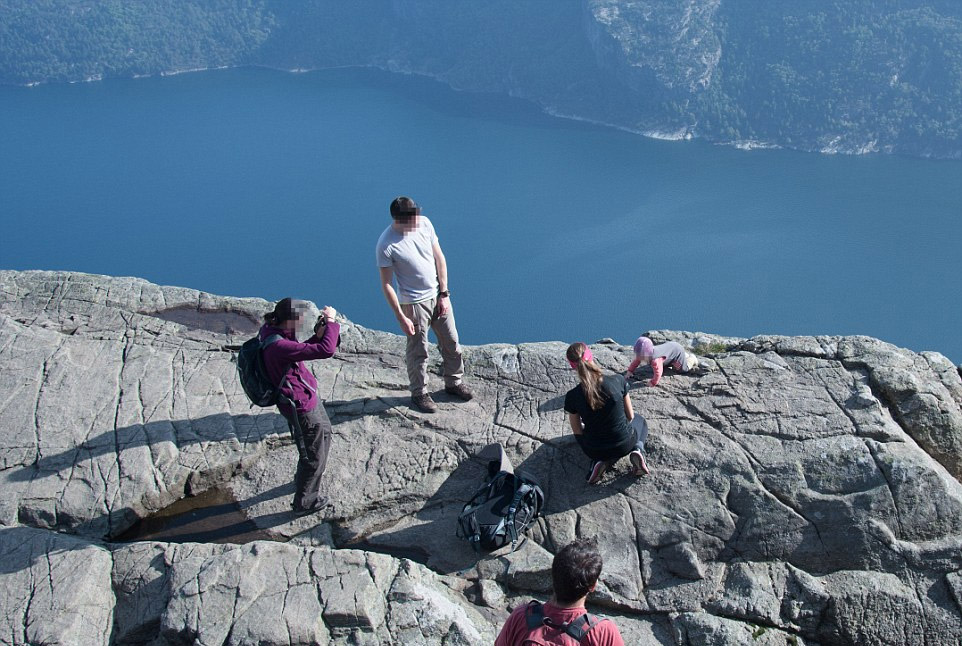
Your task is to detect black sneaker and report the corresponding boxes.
[586,460,608,484]
[444,382,474,401]
[412,393,438,413]
[629,450,650,476]
[292,496,329,517]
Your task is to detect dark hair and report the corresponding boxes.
[552,537,603,603]
[263,297,304,325]
[390,196,420,220]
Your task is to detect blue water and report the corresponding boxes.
[2,67,961,362]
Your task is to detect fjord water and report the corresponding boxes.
[2,67,961,361]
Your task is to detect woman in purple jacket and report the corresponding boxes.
[259,297,340,515]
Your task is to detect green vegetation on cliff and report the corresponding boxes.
[0,0,273,83]
[2,0,961,157]
[702,1,962,155]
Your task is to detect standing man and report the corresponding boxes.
[376,196,473,413]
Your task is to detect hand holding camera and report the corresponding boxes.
[315,306,337,332]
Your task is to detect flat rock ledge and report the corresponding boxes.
[2,270,962,645]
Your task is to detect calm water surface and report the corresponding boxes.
[1,67,960,361]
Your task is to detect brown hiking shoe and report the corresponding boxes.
[444,383,474,401]
[412,393,438,413]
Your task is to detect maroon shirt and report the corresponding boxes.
[259,321,340,415]
[494,602,624,646]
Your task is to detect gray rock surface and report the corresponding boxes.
[2,270,962,644]
[110,540,496,646]
[0,526,114,646]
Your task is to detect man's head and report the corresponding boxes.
[552,537,603,604]
[390,196,421,233]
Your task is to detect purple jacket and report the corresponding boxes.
[259,321,340,415]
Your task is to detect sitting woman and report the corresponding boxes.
[564,342,650,484]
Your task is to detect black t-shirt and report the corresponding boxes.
[564,374,633,456]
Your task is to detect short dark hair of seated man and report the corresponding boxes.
[552,537,603,603]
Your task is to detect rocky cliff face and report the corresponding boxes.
[2,270,962,645]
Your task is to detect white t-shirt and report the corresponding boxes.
[375,216,439,304]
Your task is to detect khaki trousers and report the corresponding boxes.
[402,296,464,395]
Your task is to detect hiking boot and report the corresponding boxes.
[292,496,329,517]
[412,393,438,413]
[586,460,608,485]
[444,382,474,401]
[629,450,650,476]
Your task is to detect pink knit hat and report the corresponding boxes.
[633,336,654,358]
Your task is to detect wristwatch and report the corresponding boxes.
[438,290,450,298]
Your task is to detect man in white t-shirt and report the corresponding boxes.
[376,196,472,413]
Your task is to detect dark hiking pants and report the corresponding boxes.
[282,404,333,509]
[576,416,649,463]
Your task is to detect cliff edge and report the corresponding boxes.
[2,270,962,645]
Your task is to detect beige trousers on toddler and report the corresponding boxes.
[402,296,465,396]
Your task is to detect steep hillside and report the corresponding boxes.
[3,1,962,156]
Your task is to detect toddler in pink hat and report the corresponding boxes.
[625,336,698,386]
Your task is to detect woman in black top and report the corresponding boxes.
[563,342,650,484]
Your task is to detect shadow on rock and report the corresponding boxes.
[0,526,99,576]
[8,411,291,540]
[334,436,649,577]
[335,453,496,575]
[537,394,565,414]
[9,411,288,485]
[326,395,413,422]
[515,437,648,521]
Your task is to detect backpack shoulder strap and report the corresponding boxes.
[259,334,291,390]
[524,600,546,630]
[564,613,607,643]
[524,602,607,645]
[506,476,540,551]
[260,333,283,349]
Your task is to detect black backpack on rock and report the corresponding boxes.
[237,334,285,407]
[457,447,545,553]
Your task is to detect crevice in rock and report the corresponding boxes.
[341,538,432,566]
[109,338,132,538]
[32,358,49,466]
[840,359,908,430]
[22,550,37,645]
[493,421,554,449]
[751,473,828,557]
[480,373,559,395]
[865,440,906,538]
[701,608,812,645]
